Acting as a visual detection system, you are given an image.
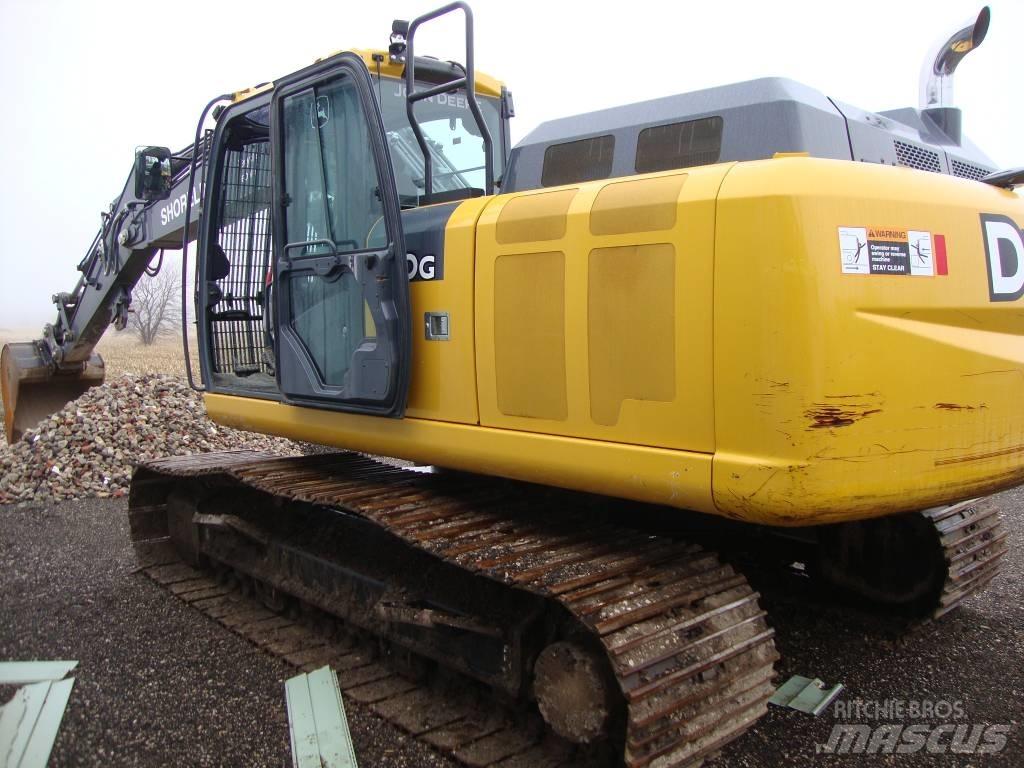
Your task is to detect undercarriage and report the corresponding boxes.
[127,451,1006,767]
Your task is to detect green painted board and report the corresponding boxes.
[3,681,51,767]
[769,675,844,716]
[769,674,814,706]
[0,690,29,764]
[286,666,358,768]
[307,667,357,768]
[286,674,321,768]
[19,677,75,768]
[792,681,844,716]
[0,662,77,685]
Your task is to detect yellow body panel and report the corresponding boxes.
[405,198,489,423]
[474,167,723,453]
[206,393,715,513]
[206,158,1024,527]
[713,158,1024,524]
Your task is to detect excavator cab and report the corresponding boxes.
[193,2,502,416]
[1,0,499,442]
[196,51,413,415]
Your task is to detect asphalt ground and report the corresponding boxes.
[717,486,1024,767]
[1,489,1021,767]
[0,497,451,768]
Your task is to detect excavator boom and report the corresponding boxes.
[1,140,205,443]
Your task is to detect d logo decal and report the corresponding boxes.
[981,214,1024,302]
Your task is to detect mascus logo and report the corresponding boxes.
[982,214,1024,301]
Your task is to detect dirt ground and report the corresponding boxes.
[717,486,1024,767]
[0,487,1020,767]
[0,497,451,767]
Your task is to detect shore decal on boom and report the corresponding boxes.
[159,187,202,228]
[981,214,1024,302]
[838,226,947,277]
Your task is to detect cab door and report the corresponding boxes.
[271,53,410,416]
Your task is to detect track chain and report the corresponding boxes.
[136,546,575,767]
[129,450,779,768]
[924,498,1008,619]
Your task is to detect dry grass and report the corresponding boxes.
[0,328,197,377]
[95,331,198,378]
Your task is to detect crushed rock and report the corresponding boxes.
[0,374,300,504]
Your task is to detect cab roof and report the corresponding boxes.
[232,48,504,103]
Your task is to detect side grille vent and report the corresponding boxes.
[894,140,942,173]
[950,159,990,181]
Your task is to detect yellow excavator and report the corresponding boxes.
[2,3,1018,765]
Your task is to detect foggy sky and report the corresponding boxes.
[1,0,1020,330]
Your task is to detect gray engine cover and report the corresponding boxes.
[503,77,995,193]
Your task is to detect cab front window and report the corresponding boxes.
[376,78,503,207]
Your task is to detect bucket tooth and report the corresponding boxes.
[1,342,105,444]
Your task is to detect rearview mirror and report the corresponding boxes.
[134,146,172,202]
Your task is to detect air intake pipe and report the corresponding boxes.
[919,6,990,145]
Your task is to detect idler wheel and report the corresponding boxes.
[533,641,614,744]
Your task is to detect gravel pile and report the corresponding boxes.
[0,374,299,504]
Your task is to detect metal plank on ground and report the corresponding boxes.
[2,681,51,767]
[769,675,844,716]
[307,667,357,768]
[285,666,358,768]
[0,662,77,685]
[0,690,29,764]
[18,677,75,768]
[285,675,320,768]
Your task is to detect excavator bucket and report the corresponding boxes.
[1,342,105,444]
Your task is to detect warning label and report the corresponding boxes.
[907,230,934,276]
[838,227,869,274]
[838,226,936,276]
[867,227,910,274]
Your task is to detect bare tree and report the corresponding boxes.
[129,261,181,345]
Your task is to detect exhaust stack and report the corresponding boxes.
[919,6,990,144]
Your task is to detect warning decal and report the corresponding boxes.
[838,227,869,274]
[838,227,939,276]
[867,227,910,274]
[907,230,934,276]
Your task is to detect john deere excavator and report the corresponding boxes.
[2,3,1018,765]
